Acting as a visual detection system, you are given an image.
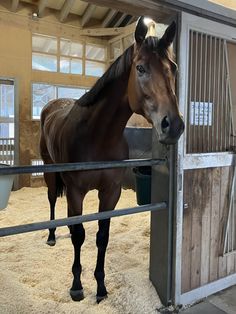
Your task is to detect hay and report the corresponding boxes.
[0,187,161,313]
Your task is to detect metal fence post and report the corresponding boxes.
[149,129,174,306]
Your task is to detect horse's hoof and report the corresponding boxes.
[46,239,56,246]
[96,293,108,304]
[70,289,84,302]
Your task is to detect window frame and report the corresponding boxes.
[32,33,107,77]
[31,82,89,121]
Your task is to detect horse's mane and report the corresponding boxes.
[76,45,134,107]
[76,35,174,107]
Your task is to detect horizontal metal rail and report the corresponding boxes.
[0,158,165,176]
[0,202,167,237]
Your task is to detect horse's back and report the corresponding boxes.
[40,98,76,162]
[41,98,75,126]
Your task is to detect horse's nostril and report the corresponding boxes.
[161,116,170,132]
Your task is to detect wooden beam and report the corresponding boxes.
[38,0,48,17]
[80,27,124,37]
[127,16,137,25]
[82,0,173,22]
[59,0,75,23]
[102,9,118,27]
[113,13,128,27]
[84,0,236,26]
[11,0,19,12]
[81,4,96,27]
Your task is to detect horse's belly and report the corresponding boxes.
[61,167,125,192]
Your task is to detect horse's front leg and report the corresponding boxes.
[95,185,121,303]
[66,188,86,301]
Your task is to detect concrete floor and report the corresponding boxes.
[183,285,236,314]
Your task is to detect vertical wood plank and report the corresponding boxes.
[190,169,202,289]
[218,167,229,278]
[181,170,193,293]
[227,168,235,275]
[209,167,221,281]
[200,168,212,285]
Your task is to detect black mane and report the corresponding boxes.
[75,35,170,107]
[76,45,134,107]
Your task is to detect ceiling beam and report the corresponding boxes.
[60,0,75,23]
[102,9,118,27]
[113,13,128,27]
[80,27,124,37]
[11,0,19,12]
[81,4,96,27]
[84,0,236,27]
[38,0,48,17]
[127,16,137,25]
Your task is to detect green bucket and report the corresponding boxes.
[133,166,151,205]
[0,164,14,210]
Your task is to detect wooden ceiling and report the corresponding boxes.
[8,0,137,27]
[210,0,236,10]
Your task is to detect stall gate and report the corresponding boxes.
[175,12,236,305]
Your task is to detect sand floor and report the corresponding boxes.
[0,187,161,314]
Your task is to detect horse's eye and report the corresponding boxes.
[171,63,178,75]
[136,65,145,75]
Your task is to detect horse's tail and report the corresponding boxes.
[56,172,66,197]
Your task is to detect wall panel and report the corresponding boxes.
[182,167,236,293]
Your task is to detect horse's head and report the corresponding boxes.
[128,17,184,145]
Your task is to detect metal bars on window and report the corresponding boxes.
[187,30,234,154]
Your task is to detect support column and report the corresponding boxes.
[149,129,176,306]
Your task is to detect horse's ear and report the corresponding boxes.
[159,21,176,49]
[135,16,148,45]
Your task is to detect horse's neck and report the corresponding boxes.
[74,75,132,143]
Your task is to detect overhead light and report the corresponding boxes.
[144,17,153,26]
[32,12,39,19]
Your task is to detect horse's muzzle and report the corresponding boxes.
[159,115,185,145]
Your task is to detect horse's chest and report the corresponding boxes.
[69,136,129,162]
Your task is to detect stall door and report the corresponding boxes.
[175,13,236,306]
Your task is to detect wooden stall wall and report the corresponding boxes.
[181,167,236,293]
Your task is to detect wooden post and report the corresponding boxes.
[149,128,175,306]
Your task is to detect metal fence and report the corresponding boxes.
[0,137,14,165]
[0,158,167,237]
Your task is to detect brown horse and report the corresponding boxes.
[40,17,184,303]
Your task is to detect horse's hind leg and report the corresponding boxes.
[95,185,121,303]
[67,188,86,301]
[44,172,57,246]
